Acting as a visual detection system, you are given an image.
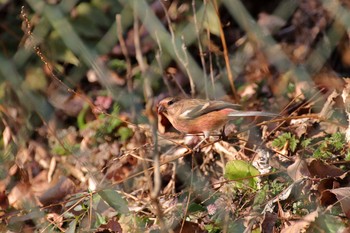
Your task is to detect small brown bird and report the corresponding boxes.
[158,97,278,139]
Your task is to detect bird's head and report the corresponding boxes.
[157,97,179,115]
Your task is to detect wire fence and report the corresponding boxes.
[0,0,349,231]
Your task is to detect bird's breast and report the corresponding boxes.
[172,109,232,134]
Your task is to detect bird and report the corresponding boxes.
[157,97,278,142]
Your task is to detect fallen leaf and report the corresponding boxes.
[224,160,260,189]
[38,176,76,206]
[258,12,286,34]
[96,217,123,233]
[307,159,344,178]
[261,212,277,233]
[173,221,206,233]
[287,157,310,181]
[2,126,11,149]
[281,210,318,233]
[8,182,35,209]
[320,187,350,218]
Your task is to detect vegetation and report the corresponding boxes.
[1,0,350,232]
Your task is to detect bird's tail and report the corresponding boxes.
[228,111,279,118]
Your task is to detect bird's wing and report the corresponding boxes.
[180,100,241,119]
[227,111,279,117]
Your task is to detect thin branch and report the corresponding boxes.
[192,0,208,99]
[211,0,238,101]
[160,0,196,97]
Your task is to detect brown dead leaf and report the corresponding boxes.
[173,221,206,233]
[290,118,310,138]
[30,170,52,197]
[105,154,138,182]
[281,210,318,233]
[258,12,286,35]
[314,69,345,94]
[38,176,76,206]
[8,182,36,209]
[47,83,84,117]
[47,157,56,183]
[317,171,350,196]
[307,159,344,178]
[96,217,123,233]
[2,126,11,149]
[62,162,87,184]
[47,213,64,229]
[318,177,341,194]
[0,191,9,210]
[320,187,350,218]
[287,157,311,181]
[261,212,277,233]
[318,90,338,119]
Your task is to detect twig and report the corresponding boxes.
[211,0,238,101]
[132,4,165,229]
[160,0,196,97]
[155,32,173,95]
[116,14,136,121]
[206,24,216,97]
[179,154,194,233]
[192,0,208,99]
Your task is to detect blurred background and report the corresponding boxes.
[1,0,350,232]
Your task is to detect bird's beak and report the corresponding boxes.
[158,105,166,114]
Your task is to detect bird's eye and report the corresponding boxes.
[167,100,174,105]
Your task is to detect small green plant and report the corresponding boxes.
[270,180,286,196]
[313,132,345,159]
[300,138,311,148]
[50,127,80,156]
[345,151,350,161]
[272,132,299,152]
[94,104,133,143]
[292,200,310,216]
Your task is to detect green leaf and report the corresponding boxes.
[117,126,133,142]
[66,219,77,233]
[301,138,311,148]
[109,118,122,133]
[313,133,345,159]
[94,212,107,228]
[188,203,206,213]
[289,136,298,152]
[311,213,345,232]
[224,160,260,190]
[272,132,299,152]
[328,132,345,150]
[77,104,89,129]
[98,189,129,214]
[24,67,48,91]
[108,59,127,71]
[345,151,350,161]
[197,2,221,36]
[47,31,80,66]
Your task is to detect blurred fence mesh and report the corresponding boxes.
[0,0,350,231]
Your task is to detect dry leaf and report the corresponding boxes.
[307,159,344,178]
[38,176,76,206]
[287,157,311,181]
[258,12,286,35]
[173,221,206,233]
[281,210,318,233]
[320,187,350,218]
